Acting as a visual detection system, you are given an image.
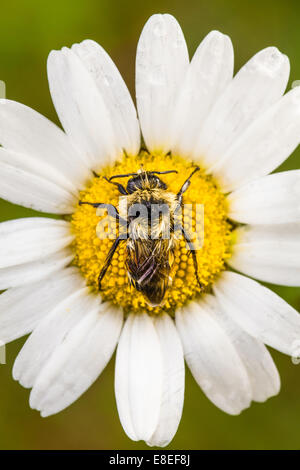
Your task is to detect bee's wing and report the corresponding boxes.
[126,239,172,307]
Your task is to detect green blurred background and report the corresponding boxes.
[0,0,300,450]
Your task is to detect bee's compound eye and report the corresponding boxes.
[126,179,134,193]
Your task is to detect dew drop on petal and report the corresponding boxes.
[153,20,167,38]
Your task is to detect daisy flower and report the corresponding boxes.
[0,13,300,447]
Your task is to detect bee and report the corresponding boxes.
[80,166,202,307]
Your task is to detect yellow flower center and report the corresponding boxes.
[71,151,232,315]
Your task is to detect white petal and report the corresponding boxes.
[170,30,234,156]
[229,224,300,286]
[0,135,75,195]
[30,303,123,417]
[115,313,163,442]
[175,301,251,415]
[203,294,280,403]
[0,99,91,191]
[72,39,140,156]
[194,47,290,168]
[0,218,73,268]
[48,47,121,169]
[114,315,137,441]
[136,14,189,153]
[147,314,185,447]
[0,248,73,290]
[0,267,84,343]
[212,87,300,191]
[13,287,96,388]
[214,271,300,355]
[228,170,300,224]
[0,150,76,214]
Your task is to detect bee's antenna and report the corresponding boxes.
[109,172,139,180]
[107,169,178,181]
[150,170,178,176]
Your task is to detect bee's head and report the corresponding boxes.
[108,169,177,194]
[126,172,167,194]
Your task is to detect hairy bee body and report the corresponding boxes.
[120,184,179,306]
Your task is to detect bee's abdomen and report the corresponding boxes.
[125,240,171,307]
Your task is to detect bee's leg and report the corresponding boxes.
[79,202,128,226]
[103,176,128,195]
[182,228,204,291]
[98,236,124,290]
[177,167,200,204]
[79,201,117,212]
[188,249,203,290]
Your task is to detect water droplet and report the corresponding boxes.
[153,20,167,37]
[202,379,212,391]
[103,74,113,86]
[254,48,283,77]
[173,37,184,49]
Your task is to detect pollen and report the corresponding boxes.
[71,152,232,316]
